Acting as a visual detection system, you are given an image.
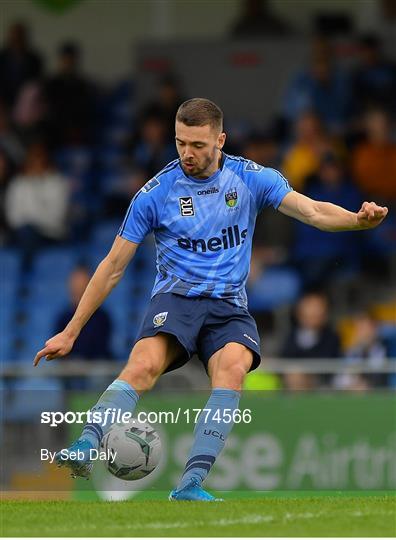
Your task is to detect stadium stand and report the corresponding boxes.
[1,23,395,395]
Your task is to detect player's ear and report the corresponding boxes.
[217,132,226,149]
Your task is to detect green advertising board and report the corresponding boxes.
[69,392,396,500]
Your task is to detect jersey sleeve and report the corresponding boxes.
[118,179,163,243]
[244,164,293,212]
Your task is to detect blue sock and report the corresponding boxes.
[80,379,139,449]
[177,387,240,490]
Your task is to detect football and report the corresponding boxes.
[100,419,161,480]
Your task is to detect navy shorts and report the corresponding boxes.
[134,292,261,373]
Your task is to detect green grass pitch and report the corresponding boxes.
[1,495,395,536]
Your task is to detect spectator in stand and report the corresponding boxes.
[334,312,389,390]
[45,42,95,146]
[0,150,15,244]
[103,166,148,219]
[230,0,295,37]
[0,22,43,108]
[281,111,342,191]
[131,114,177,178]
[140,75,184,141]
[5,142,70,268]
[242,130,280,169]
[283,37,351,133]
[293,154,363,287]
[55,266,113,361]
[351,108,396,202]
[55,266,113,389]
[280,292,340,390]
[243,131,292,251]
[0,102,25,166]
[352,34,396,118]
[12,80,47,146]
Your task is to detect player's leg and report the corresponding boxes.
[119,333,184,392]
[57,333,182,477]
[170,343,252,500]
[80,333,183,445]
[170,299,261,501]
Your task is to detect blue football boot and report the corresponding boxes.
[169,478,223,501]
[55,439,94,479]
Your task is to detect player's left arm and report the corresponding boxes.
[278,191,388,231]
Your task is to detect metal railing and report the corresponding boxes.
[1,359,395,377]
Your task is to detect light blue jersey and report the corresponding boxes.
[119,154,292,307]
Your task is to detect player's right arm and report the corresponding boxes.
[34,166,168,366]
[33,236,138,366]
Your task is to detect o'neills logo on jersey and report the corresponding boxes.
[197,187,219,196]
[177,225,247,252]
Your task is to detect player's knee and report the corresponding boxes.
[211,345,252,389]
[224,361,248,385]
[212,365,246,390]
[121,353,162,392]
[223,344,252,372]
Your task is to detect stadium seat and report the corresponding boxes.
[54,147,93,179]
[0,331,12,363]
[95,145,125,170]
[1,308,18,363]
[363,211,396,255]
[31,248,78,280]
[97,170,126,194]
[90,220,121,251]
[5,377,63,422]
[111,79,134,101]
[99,79,134,123]
[107,282,133,305]
[25,281,69,304]
[101,125,130,146]
[104,297,130,323]
[379,324,396,359]
[13,298,62,362]
[24,301,61,326]
[1,271,20,363]
[16,337,50,363]
[0,249,21,280]
[110,325,136,360]
[247,267,301,311]
[128,239,157,285]
[108,99,133,123]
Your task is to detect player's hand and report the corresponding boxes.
[33,331,75,366]
[356,201,388,229]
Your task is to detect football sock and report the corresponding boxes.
[177,387,240,490]
[80,379,139,450]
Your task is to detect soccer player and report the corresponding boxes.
[34,98,388,501]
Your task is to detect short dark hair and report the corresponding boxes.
[176,98,223,132]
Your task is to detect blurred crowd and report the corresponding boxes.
[1,21,395,390]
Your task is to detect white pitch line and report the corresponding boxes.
[114,508,393,531]
[3,515,274,535]
[284,511,324,521]
[6,509,395,534]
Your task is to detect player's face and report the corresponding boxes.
[175,121,226,179]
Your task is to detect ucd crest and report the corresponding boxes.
[225,188,238,208]
[153,311,168,327]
